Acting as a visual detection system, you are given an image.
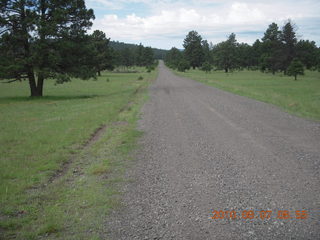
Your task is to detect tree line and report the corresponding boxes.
[0,0,160,97]
[110,41,167,60]
[165,21,320,80]
[89,33,157,74]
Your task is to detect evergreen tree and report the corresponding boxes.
[165,47,183,69]
[135,43,145,66]
[142,47,154,66]
[183,31,204,69]
[202,40,212,64]
[251,39,263,68]
[317,48,320,71]
[281,20,297,72]
[0,0,95,96]
[212,33,238,72]
[177,59,190,72]
[237,43,253,69]
[287,58,304,80]
[260,23,283,74]
[296,40,318,69]
[90,30,113,76]
[120,48,135,68]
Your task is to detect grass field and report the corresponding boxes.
[174,69,320,121]
[0,67,157,239]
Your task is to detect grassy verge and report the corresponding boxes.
[174,69,320,121]
[0,66,157,239]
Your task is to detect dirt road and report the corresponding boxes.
[106,61,320,239]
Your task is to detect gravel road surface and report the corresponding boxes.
[106,61,320,239]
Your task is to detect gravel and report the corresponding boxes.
[105,61,320,239]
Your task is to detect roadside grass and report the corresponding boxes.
[174,69,320,121]
[0,66,157,239]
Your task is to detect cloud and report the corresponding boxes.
[89,0,123,10]
[87,0,160,10]
[90,0,320,49]
[93,4,267,40]
[94,9,193,40]
[227,2,265,23]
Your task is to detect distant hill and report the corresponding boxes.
[109,41,168,59]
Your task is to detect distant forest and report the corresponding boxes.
[165,20,320,80]
[110,41,168,60]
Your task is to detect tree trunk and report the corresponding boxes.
[28,72,44,97]
[225,68,228,73]
[29,0,46,97]
[97,70,101,76]
[20,2,41,97]
[28,71,39,97]
[36,74,44,96]
[294,74,297,80]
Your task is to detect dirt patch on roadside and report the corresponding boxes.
[47,124,107,184]
[83,124,107,148]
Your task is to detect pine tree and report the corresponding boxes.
[183,31,204,69]
[202,40,212,64]
[252,39,263,68]
[260,23,283,74]
[165,47,183,69]
[296,40,318,69]
[287,58,304,80]
[91,30,114,76]
[281,20,297,73]
[0,0,95,96]
[121,48,135,68]
[212,33,238,73]
[135,43,145,66]
[142,47,154,66]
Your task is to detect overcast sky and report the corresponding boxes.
[86,0,320,49]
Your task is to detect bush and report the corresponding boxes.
[287,58,304,80]
[201,62,213,73]
[177,59,190,72]
[146,65,155,72]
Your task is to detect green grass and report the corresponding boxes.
[174,69,320,120]
[0,66,158,239]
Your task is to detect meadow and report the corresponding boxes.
[0,67,157,239]
[175,69,320,121]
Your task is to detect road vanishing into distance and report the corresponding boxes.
[107,61,320,239]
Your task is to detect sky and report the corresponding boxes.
[86,0,320,50]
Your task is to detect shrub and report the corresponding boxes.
[177,59,190,72]
[287,58,304,80]
[201,62,213,73]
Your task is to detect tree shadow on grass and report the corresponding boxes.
[0,89,134,104]
[0,95,99,104]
